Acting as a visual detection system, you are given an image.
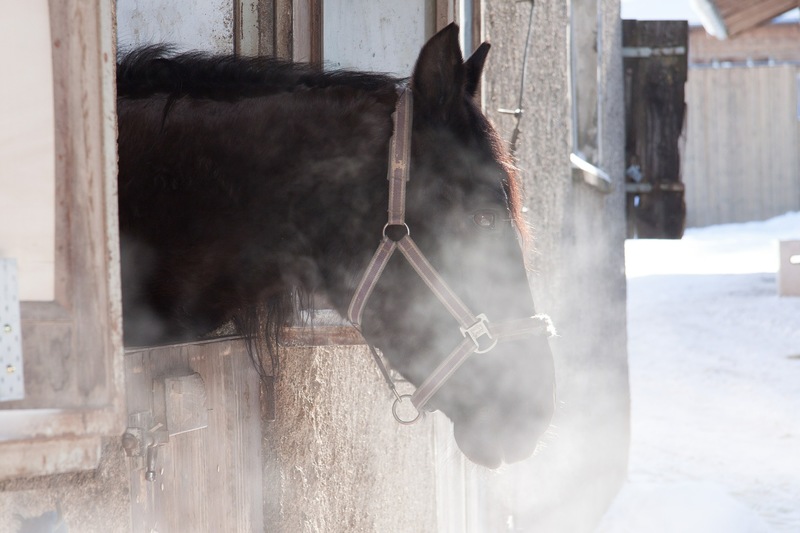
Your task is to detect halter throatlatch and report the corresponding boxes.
[348,86,553,424]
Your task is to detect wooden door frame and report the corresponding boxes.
[0,0,124,480]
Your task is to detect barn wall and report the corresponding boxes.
[323,0,432,75]
[482,1,629,531]
[682,64,800,227]
[116,0,235,53]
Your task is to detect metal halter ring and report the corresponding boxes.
[392,394,422,425]
[382,223,410,241]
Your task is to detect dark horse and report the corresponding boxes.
[117,24,555,467]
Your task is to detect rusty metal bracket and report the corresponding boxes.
[626,182,686,194]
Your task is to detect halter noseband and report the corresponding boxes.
[348,86,553,424]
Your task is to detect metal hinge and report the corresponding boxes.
[0,258,24,402]
[623,46,686,58]
[626,182,685,193]
[624,164,685,193]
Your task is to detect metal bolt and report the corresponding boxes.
[5,365,14,374]
[121,432,139,456]
[145,446,158,482]
[2,324,10,333]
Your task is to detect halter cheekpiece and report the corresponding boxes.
[348,86,553,424]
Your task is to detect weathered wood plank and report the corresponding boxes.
[682,65,800,227]
[292,0,322,63]
[623,20,688,238]
[126,339,265,533]
[0,0,124,481]
[0,436,102,480]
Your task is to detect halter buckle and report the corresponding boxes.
[460,314,498,354]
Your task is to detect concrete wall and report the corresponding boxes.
[116,0,234,53]
[323,0,432,75]
[482,1,630,531]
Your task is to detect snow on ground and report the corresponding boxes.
[596,212,800,533]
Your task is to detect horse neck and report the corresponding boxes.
[251,86,398,308]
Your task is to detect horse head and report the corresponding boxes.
[116,23,555,468]
[351,25,556,468]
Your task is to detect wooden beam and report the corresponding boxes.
[724,0,797,36]
[436,0,454,31]
[274,0,293,59]
[293,0,323,63]
[691,0,728,39]
[471,0,483,50]
[703,0,799,37]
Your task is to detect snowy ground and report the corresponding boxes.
[596,212,800,533]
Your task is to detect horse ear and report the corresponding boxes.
[465,42,490,97]
[411,23,465,121]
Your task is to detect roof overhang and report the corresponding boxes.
[690,0,729,39]
[691,0,799,39]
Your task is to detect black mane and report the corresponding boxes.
[117,45,401,101]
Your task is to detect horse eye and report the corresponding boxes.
[472,210,496,230]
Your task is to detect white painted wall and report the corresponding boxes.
[0,0,55,301]
[323,0,433,76]
[117,0,234,52]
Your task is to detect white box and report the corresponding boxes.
[778,240,800,297]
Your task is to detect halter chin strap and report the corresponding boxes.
[348,86,553,422]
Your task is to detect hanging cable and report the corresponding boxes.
[498,0,536,157]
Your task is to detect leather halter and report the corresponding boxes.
[348,86,553,424]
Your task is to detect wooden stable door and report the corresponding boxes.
[623,20,688,239]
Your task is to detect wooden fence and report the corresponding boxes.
[682,64,800,227]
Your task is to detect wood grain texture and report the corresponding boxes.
[126,339,265,533]
[715,0,798,36]
[0,0,124,479]
[682,64,800,227]
[624,20,688,238]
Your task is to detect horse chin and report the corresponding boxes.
[452,416,544,469]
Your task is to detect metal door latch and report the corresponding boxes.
[122,372,208,481]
